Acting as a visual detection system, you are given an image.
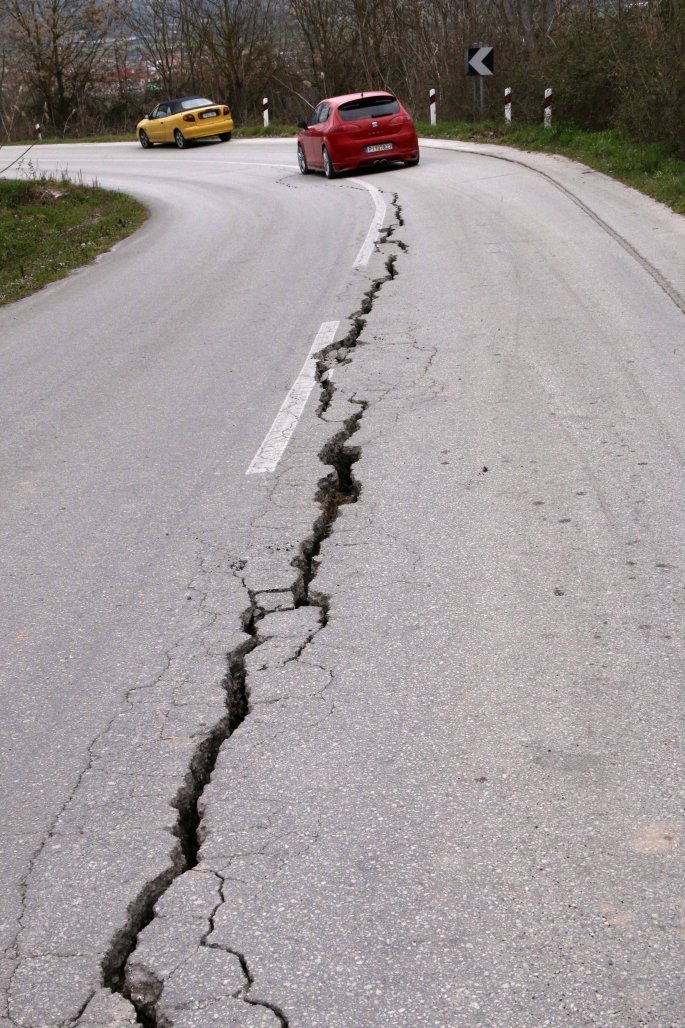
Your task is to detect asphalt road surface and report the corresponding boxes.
[1,139,683,1027]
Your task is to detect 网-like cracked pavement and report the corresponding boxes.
[1,139,684,1026]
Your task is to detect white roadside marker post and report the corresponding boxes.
[505,86,511,125]
[430,88,436,127]
[263,97,269,128]
[544,88,552,128]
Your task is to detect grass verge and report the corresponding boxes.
[0,174,147,306]
[234,124,298,138]
[416,122,685,215]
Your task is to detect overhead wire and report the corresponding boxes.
[0,142,36,176]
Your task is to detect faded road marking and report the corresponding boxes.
[246,321,339,474]
[599,902,634,927]
[631,823,679,854]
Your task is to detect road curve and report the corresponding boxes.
[1,138,684,1026]
[0,139,387,1021]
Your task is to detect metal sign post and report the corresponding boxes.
[466,44,494,118]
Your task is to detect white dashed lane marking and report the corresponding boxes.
[246,321,339,474]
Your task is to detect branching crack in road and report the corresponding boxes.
[102,191,405,1027]
[101,619,258,1015]
[193,874,291,1026]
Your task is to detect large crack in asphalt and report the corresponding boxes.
[100,624,256,1007]
[101,190,405,1027]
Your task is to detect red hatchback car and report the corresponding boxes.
[297,92,419,178]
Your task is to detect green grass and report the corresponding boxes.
[2,134,132,145]
[0,175,147,306]
[416,121,685,215]
[234,124,298,138]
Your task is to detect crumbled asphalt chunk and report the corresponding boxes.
[254,590,296,614]
[77,988,140,1026]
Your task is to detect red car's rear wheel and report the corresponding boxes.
[297,144,309,174]
[322,146,336,179]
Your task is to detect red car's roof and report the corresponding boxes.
[324,91,395,107]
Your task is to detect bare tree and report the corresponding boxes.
[200,0,277,119]
[285,0,360,98]
[122,0,206,98]
[0,0,681,150]
[4,0,117,129]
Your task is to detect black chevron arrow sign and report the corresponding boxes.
[466,46,494,76]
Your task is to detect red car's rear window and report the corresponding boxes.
[338,96,400,121]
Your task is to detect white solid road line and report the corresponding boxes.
[352,179,386,267]
[246,321,339,474]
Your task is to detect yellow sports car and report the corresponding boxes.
[137,96,234,149]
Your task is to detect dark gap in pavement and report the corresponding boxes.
[100,195,405,1028]
[102,609,260,1025]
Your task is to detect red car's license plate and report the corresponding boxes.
[365,142,392,153]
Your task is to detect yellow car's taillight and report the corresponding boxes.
[222,107,231,116]
[183,113,196,122]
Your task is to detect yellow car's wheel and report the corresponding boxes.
[174,129,188,149]
[139,129,152,149]
[219,132,232,142]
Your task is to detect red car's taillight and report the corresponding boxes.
[390,114,407,125]
[222,107,231,116]
[183,113,196,122]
